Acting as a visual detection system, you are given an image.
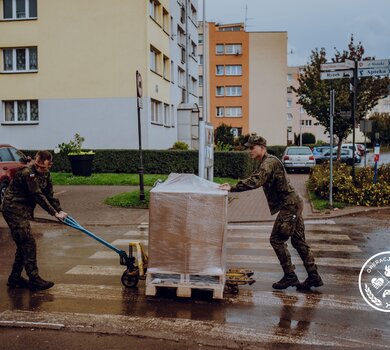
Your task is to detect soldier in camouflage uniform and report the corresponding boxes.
[1,150,67,291]
[219,135,323,290]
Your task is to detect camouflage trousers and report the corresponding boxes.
[270,197,316,274]
[2,210,39,279]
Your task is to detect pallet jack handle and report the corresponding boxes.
[63,216,131,267]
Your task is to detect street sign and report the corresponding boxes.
[360,120,372,133]
[358,59,390,69]
[339,111,351,119]
[321,61,354,71]
[320,70,354,80]
[358,68,390,77]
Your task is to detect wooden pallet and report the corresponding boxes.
[145,273,225,299]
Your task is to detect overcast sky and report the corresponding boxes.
[199,0,390,66]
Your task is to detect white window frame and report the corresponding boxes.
[150,46,160,73]
[2,100,39,124]
[225,107,242,117]
[164,103,170,126]
[216,44,224,55]
[216,107,224,117]
[225,86,242,96]
[225,65,242,76]
[216,86,224,96]
[3,0,37,20]
[162,7,169,33]
[225,44,242,55]
[287,99,292,108]
[216,65,224,76]
[287,113,293,121]
[149,0,159,22]
[198,34,203,44]
[151,99,162,124]
[2,47,38,73]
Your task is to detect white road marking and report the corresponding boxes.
[227,242,361,252]
[65,265,124,276]
[227,232,350,240]
[110,239,148,246]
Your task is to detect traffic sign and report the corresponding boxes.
[321,61,354,71]
[358,59,390,69]
[320,70,354,80]
[358,68,390,77]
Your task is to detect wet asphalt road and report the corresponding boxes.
[1,209,390,349]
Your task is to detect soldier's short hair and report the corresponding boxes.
[35,150,53,162]
[244,135,267,148]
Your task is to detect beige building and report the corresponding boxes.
[0,0,199,150]
[287,66,328,144]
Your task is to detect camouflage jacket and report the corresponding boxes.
[231,153,299,215]
[1,165,61,216]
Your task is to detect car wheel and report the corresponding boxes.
[0,182,8,205]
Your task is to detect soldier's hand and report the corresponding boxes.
[55,211,68,221]
[219,183,231,191]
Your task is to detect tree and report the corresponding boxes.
[367,112,390,146]
[294,132,316,145]
[294,35,390,158]
[214,123,235,146]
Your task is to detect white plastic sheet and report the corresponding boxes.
[148,173,228,276]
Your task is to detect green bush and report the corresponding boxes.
[308,163,390,206]
[23,149,259,179]
[171,141,189,150]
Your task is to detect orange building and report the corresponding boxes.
[208,23,249,136]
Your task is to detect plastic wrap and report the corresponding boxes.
[148,173,228,276]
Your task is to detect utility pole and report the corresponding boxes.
[351,60,358,181]
[329,90,335,208]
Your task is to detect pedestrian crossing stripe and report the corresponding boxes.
[228,233,350,240]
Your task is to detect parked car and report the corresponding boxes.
[312,146,331,156]
[315,148,360,166]
[0,145,29,204]
[282,146,316,173]
[341,143,364,157]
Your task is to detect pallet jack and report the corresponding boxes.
[63,216,255,293]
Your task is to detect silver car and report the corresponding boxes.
[282,146,316,173]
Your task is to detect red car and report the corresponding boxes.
[0,144,30,204]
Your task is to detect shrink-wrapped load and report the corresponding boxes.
[148,173,228,277]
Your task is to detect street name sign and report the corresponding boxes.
[358,59,390,69]
[321,61,354,71]
[320,70,354,80]
[358,68,390,77]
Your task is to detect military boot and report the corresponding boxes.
[29,276,55,291]
[297,271,323,290]
[7,275,29,289]
[272,272,299,290]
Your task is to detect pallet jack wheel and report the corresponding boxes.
[121,269,139,288]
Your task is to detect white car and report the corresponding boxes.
[282,146,316,173]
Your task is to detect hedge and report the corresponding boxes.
[23,146,286,179]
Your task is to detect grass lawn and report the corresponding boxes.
[308,190,346,211]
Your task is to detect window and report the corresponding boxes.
[219,26,241,32]
[287,86,293,93]
[231,128,242,137]
[150,46,159,73]
[287,113,293,121]
[225,107,242,117]
[300,119,312,126]
[199,96,203,107]
[216,86,224,96]
[163,55,169,79]
[191,40,197,56]
[287,99,292,108]
[189,76,197,95]
[180,46,186,63]
[162,8,169,33]
[190,4,197,22]
[177,25,185,46]
[216,107,224,117]
[3,0,37,19]
[149,0,159,22]
[225,65,242,76]
[180,4,185,24]
[198,54,203,65]
[170,60,174,82]
[287,74,292,82]
[151,99,162,124]
[225,44,242,55]
[164,103,170,126]
[300,106,305,113]
[225,86,242,96]
[171,104,175,127]
[216,65,224,76]
[216,44,224,55]
[3,100,39,123]
[178,67,185,88]
[3,47,38,72]
[198,75,203,86]
[198,34,203,44]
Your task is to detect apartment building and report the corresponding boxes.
[200,22,287,145]
[287,66,328,144]
[0,0,198,150]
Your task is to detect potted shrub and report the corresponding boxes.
[57,134,95,176]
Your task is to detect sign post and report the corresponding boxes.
[373,144,380,184]
[329,90,335,208]
[136,70,145,201]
